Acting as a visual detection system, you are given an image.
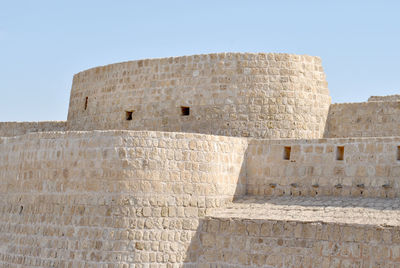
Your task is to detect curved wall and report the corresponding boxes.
[67,53,331,139]
[0,130,247,267]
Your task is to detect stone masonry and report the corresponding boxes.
[67,53,331,139]
[0,52,400,267]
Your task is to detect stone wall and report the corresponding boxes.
[0,130,247,267]
[195,215,400,267]
[246,137,400,198]
[2,130,400,266]
[0,121,66,137]
[67,53,331,139]
[324,101,400,138]
[368,94,400,102]
[2,51,400,267]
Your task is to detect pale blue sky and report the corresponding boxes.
[0,0,399,121]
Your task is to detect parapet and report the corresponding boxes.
[368,94,400,102]
[324,99,400,138]
[0,121,66,137]
[67,53,331,139]
[247,137,400,198]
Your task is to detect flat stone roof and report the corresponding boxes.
[207,196,400,227]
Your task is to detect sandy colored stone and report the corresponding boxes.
[1,52,400,267]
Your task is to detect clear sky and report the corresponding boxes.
[0,0,399,122]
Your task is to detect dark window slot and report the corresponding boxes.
[397,146,400,161]
[125,111,133,121]
[283,146,291,160]
[84,97,88,110]
[181,106,190,116]
[336,146,344,161]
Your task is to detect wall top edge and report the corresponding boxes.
[73,52,322,77]
[205,215,400,228]
[330,100,400,106]
[1,129,399,144]
[0,130,248,142]
[248,136,400,144]
[368,94,400,101]
[0,121,66,124]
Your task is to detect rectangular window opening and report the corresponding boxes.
[397,146,400,161]
[336,146,344,161]
[181,106,190,116]
[84,97,88,110]
[125,111,133,121]
[283,146,291,160]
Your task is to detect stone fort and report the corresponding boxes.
[0,52,400,267]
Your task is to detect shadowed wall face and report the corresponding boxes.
[67,53,331,139]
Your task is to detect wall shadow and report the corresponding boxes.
[182,144,249,266]
[322,104,333,138]
[182,139,400,266]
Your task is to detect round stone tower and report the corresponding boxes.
[67,53,331,139]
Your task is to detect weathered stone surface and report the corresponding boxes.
[201,196,400,267]
[67,53,331,139]
[0,121,66,137]
[324,101,400,138]
[0,131,247,267]
[207,196,400,226]
[0,53,399,267]
[246,137,400,198]
[368,94,400,102]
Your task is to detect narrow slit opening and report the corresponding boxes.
[84,97,88,110]
[397,146,400,161]
[283,146,291,160]
[181,106,190,116]
[336,146,344,161]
